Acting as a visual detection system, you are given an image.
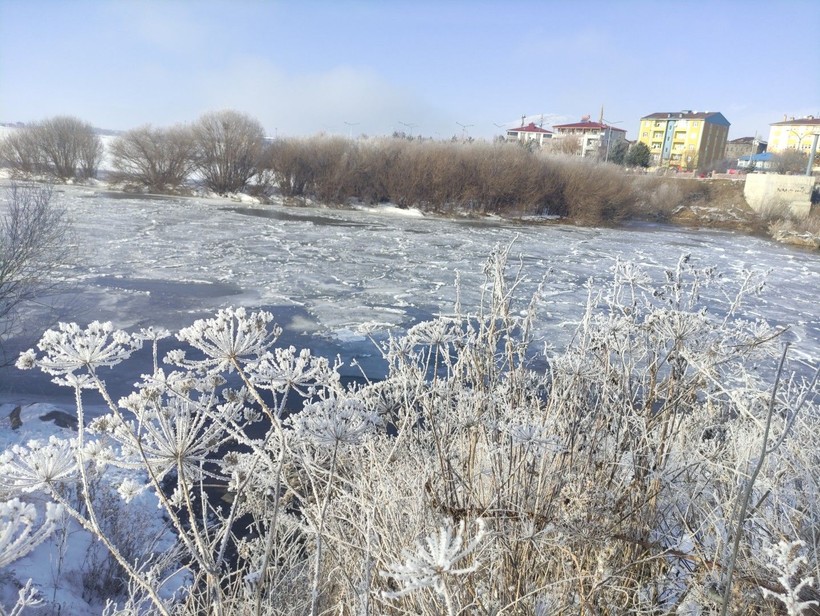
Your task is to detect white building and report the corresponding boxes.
[505,121,554,147]
[552,118,627,159]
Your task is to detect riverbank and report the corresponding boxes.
[5,171,817,250]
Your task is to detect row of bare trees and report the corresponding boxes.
[0,111,266,194]
[0,116,102,181]
[105,116,642,221]
[109,111,266,194]
[0,112,690,222]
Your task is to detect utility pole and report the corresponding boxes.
[806,132,820,176]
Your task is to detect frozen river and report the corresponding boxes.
[2,185,819,402]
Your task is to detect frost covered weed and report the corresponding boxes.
[759,540,819,615]
[0,499,62,569]
[2,248,819,615]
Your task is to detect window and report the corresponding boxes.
[653,131,663,139]
[642,132,648,137]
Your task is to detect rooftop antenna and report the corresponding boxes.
[540,114,544,128]
[521,114,526,127]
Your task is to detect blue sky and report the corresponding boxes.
[1,0,818,141]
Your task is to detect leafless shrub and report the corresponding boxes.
[263,137,315,197]
[34,116,102,181]
[260,137,643,221]
[192,110,266,194]
[631,177,712,221]
[549,134,583,156]
[110,124,197,193]
[767,208,820,248]
[0,129,45,178]
[0,117,102,181]
[79,483,162,603]
[771,150,810,175]
[551,156,636,223]
[0,183,72,360]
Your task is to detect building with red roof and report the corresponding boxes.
[552,117,627,159]
[505,121,554,148]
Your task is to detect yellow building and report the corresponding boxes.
[767,116,820,155]
[637,110,730,170]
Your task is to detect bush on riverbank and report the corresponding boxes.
[3,249,818,614]
[262,137,675,224]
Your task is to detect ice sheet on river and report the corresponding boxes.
[2,187,818,401]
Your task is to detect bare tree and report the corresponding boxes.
[0,183,72,360]
[34,116,102,180]
[771,149,809,174]
[110,125,197,192]
[550,134,582,156]
[1,117,102,181]
[192,110,266,194]
[77,126,104,180]
[0,128,45,177]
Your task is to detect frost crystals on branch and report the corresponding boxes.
[0,498,63,568]
[382,518,486,613]
[759,540,819,616]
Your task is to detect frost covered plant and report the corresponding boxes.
[0,498,63,568]
[251,345,337,398]
[0,436,77,493]
[3,246,818,615]
[174,306,280,373]
[289,396,381,447]
[382,518,486,615]
[112,395,230,482]
[759,539,819,615]
[15,321,141,376]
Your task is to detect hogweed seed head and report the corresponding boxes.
[381,518,486,599]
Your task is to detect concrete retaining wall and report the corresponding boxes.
[744,174,815,217]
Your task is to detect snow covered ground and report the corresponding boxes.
[1,183,818,613]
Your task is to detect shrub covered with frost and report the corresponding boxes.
[2,248,818,615]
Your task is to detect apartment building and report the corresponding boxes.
[505,121,554,147]
[725,136,767,160]
[767,116,820,155]
[552,117,627,158]
[637,110,730,170]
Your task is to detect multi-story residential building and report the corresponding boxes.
[725,136,767,160]
[552,117,627,158]
[637,110,730,170]
[767,116,820,155]
[505,121,553,147]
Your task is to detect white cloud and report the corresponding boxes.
[192,58,457,138]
